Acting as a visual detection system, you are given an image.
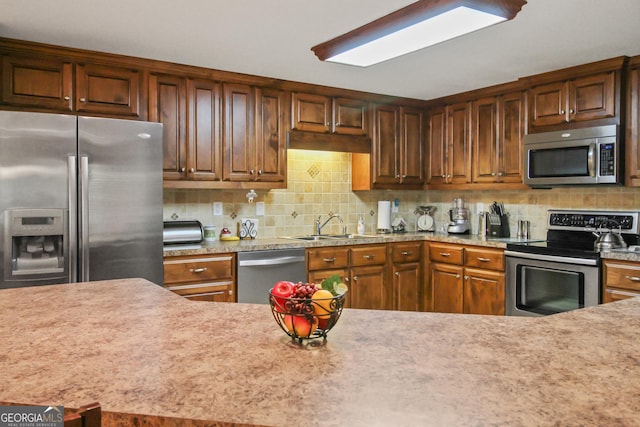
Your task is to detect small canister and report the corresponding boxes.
[203,225,217,241]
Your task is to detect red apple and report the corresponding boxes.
[271,281,294,312]
[283,314,318,338]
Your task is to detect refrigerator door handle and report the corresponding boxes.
[79,156,90,281]
[68,156,78,283]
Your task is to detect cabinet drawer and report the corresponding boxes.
[391,242,422,263]
[603,261,640,292]
[429,243,464,265]
[464,247,504,271]
[164,255,234,285]
[307,247,349,270]
[350,244,387,266]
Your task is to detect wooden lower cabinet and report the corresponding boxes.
[307,244,389,310]
[602,259,640,303]
[163,253,236,302]
[428,242,505,315]
[390,241,422,311]
[430,263,463,313]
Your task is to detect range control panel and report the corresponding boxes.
[548,210,639,233]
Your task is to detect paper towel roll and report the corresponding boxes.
[377,201,391,232]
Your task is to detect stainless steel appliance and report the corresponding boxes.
[237,248,307,304]
[163,220,204,245]
[524,125,620,187]
[447,198,470,234]
[0,111,163,288]
[505,209,640,316]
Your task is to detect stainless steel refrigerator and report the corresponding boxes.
[0,111,163,289]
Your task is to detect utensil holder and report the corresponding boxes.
[500,214,510,237]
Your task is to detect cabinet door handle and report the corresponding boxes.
[181,167,186,172]
[363,255,375,260]
[79,97,86,103]
[455,274,460,279]
[190,268,208,273]
[64,96,70,101]
[560,109,565,115]
[464,275,469,280]
[190,168,195,173]
[624,275,640,282]
[250,169,254,175]
[395,272,399,277]
[441,174,445,178]
[322,257,336,263]
[439,252,451,257]
[258,170,263,175]
[569,108,575,114]
[477,257,491,262]
[353,276,359,281]
[401,251,413,256]
[344,277,350,283]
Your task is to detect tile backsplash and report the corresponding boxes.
[163,150,640,240]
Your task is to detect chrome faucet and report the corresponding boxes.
[316,214,343,235]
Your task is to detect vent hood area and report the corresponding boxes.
[287,131,371,153]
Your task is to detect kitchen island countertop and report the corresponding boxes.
[2,278,640,426]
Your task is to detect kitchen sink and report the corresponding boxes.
[282,234,383,241]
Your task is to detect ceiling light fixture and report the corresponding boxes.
[311,0,527,67]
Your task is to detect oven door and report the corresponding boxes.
[505,251,600,317]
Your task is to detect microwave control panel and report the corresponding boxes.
[599,143,615,176]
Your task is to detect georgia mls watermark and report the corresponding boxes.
[0,406,63,427]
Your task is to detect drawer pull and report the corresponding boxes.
[190,268,208,273]
[624,275,640,282]
[363,255,375,260]
[477,257,491,262]
[607,289,640,297]
[401,251,413,256]
[439,252,451,257]
[322,257,336,263]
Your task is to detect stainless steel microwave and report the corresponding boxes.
[524,125,620,187]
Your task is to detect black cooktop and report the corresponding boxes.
[507,229,640,260]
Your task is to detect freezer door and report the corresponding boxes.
[78,117,163,285]
[0,111,76,288]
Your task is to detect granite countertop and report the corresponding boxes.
[162,231,541,256]
[2,278,640,426]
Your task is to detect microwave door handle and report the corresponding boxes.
[588,142,596,177]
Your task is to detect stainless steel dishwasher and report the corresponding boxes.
[237,248,306,304]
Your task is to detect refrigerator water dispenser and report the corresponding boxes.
[5,209,67,281]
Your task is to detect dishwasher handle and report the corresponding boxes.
[238,255,305,267]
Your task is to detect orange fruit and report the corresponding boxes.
[312,289,334,319]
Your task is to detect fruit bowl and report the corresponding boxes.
[268,285,347,344]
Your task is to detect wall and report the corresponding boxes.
[163,151,640,240]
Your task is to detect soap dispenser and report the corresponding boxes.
[357,215,365,235]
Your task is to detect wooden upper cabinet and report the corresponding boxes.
[188,79,222,181]
[222,84,286,184]
[427,106,447,185]
[255,87,287,182]
[223,83,254,181]
[427,102,471,186]
[529,71,616,127]
[149,73,188,181]
[291,92,330,133]
[291,92,368,136]
[370,103,424,188]
[1,54,73,111]
[333,97,368,136]
[75,63,141,118]
[1,53,143,118]
[399,106,425,185]
[448,101,472,185]
[627,61,640,186]
[472,91,524,184]
[371,103,399,186]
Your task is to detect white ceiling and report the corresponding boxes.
[1,0,639,101]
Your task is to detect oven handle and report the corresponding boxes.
[504,250,598,266]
